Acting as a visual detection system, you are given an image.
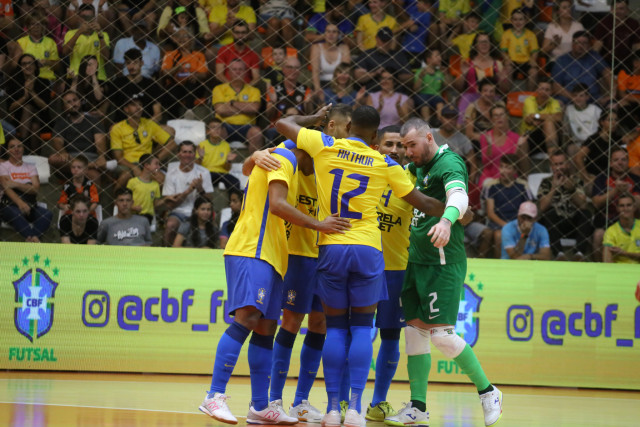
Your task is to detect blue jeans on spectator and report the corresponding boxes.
[1,204,53,239]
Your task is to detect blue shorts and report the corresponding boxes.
[224,255,284,320]
[282,255,323,313]
[316,245,387,309]
[376,270,406,329]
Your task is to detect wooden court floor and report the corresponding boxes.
[1,371,639,427]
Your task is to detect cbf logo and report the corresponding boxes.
[455,283,482,347]
[256,288,266,305]
[286,290,296,306]
[13,255,59,342]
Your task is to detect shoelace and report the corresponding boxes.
[377,401,394,415]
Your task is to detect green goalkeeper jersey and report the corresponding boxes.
[407,145,468,266]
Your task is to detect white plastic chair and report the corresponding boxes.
[166,119,206,144]
[22,155,51,184]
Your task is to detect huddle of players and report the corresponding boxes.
[197,104,504,427]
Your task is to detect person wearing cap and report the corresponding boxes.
[500,201,551,260]
[355,0,397,52]
[113,21,161,78]
[354,26,412,93]
[110,94,176,189]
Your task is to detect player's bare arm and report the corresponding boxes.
[268,180,351,234]
[275,104,332,142]
[242,147,281,176]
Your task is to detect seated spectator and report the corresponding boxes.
[627,131,640,177]
[603,193,640,263]
[262,46,286,86]
[49,91,107,182]
[591,146,640,261]
[258,0,297,47]
[463,77,500,144]
[438,0,470,37]
[397,0,432,67]
[537,150,591,261]
[500,8,539,90]
[355,0,397,52]
[68,55,107,117]
[365,71,412,128]
[310,24,351,97]
[197,119,240,190]
[127,154,172,224]
[162,141,214,246]
[573,110,623,184]
[448,11,481,61]
[592,0,640,73]
[115,0,158,36]
[5,54,52,154]
[0,138,53,242]
[59,194,99,244]
[157,0,212,47]
[219,187,243,249]
[113,21,161,78]
[56,155,99,215]
[215,20,260,85]
[160,29,209,118]
[14,13,60,82]
[19,0,66,54]
[110,94,176,189]
[617,51,640,132]
[65,0,112,33]
[306,0,355,46]
[63,5,110,82]
[413,49,446,125]
[211,59,263,153]
[432,105,478,182]
[520,77,562,157]
[540,0,584,65]
[109,49,164,123]
[478,105,528,186]
[485,153,534,257]
[563,83,602,147]
[173,196,218,247]
[321,63,366,107]
[354,27,412,92]
[551,31,611,105]
[97,188,152,246]
[501,201,552,260]
[207,0,256,46]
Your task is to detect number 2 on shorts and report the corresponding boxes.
[429,292,440,317]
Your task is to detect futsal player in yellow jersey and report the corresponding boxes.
[199,147,350,425]
[276,105,452,427]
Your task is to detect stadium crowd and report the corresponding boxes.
[0,0,639,263]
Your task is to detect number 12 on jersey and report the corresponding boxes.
[329,168,370,219]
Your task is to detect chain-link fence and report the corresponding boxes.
[0,0,638,261]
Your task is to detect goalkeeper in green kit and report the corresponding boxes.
[384,118,503,427]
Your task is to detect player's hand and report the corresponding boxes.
[316,213,351,234]
[459,207,474,226]
[608,246,623,255]
[312,104,332,127]
[428,218,451,248]
[253,147,281,171]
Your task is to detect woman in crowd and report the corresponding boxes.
[0,138,53,242]
[464,78,501,143]
[68,55,107,117]
[365,71,413,128]
[478,105,529,186]
[310,24,351,98]
[157,0,211,47]
[321,63,366,107]
[219,188,242,249]
[541,0,584,65]
[173,196,218,248]
[59,194,99,244]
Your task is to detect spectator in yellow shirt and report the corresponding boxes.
[500,8,539,90]
[603,193,640,263]
[355,0,397,52]
[208,0,256,46]
[196,119,241,190]
[127,154,173,224]
[521,77,562,158]
[62,4,110,81]
[15,13,60,81]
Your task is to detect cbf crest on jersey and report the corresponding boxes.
[13,256,59,343]
[256,288,266,305]
[286,290,296,306]
[455,284,482,347]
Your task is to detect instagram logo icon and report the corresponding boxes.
[82,291,111,327]
[507,305,534,341]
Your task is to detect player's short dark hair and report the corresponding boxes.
[500,153,519,166]
[351,106,380,132]
[327,103,353,121]
[379,125,401,136]
[124,48,142,61]
[139,153,155,165]
[115,188,133,198]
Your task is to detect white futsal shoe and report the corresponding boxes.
[289,399,323,423]
[199,392,238,424]
[384,402,429,426]
[343,408,367,427]
[321,410,341,427]
[247,399,299,424]
[479,386,503,426]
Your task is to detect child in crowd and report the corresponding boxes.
[196,119,240,191]
[484,153,534,258]
[173,196,218,248]
[500,8,539,90]
[57,155,99,216]
[262,46,288,86]
[564,83,602,146]
[219,188,243,249]
[413,48,446,125]
[450,11,481,60]
[127,153,171,225]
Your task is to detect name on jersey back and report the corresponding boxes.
[337,149,374,167]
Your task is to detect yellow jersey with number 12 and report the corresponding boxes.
[224,148,299,278]
[296,128,414,251]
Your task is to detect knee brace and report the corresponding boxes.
[430,326,466,358]
[404,325,431,356]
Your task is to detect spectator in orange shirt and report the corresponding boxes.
[57,155,99,216]
[617,51,640,132]
[160,28,209,119]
